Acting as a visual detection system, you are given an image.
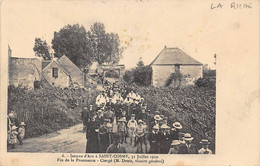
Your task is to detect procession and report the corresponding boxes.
[82,82,213,154]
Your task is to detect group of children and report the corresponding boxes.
[7,113,26,149]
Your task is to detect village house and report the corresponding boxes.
[8,47,42,88]
[150,46,203,87]
[42,55,85,88]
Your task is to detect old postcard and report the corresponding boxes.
[0,0,259,165]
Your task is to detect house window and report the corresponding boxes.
[52,68,58,78]
[175,65,180,73]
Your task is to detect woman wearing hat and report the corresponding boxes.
[134,119,145,153]
[158,124,172,154]
[178,133,198,154]
[198,139,212,154]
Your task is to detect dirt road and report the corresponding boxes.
[8,124,141,153]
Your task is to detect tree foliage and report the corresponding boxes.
[86,22,123,64]
[51,24,92,70]
[51,23,124,71]
[123,59,152,86]
[33,38,51,60]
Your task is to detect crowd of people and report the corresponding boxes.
[7,112,26,149]
[82,82,213,154]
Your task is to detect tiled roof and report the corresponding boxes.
[150,47,202,65]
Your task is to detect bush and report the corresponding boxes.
[8,85,98,138]
[136,85,216,152]
[195,77,216,88]
[124,65,152,86]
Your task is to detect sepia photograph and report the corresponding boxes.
[0,0,259,165]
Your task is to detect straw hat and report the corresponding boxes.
[200,139,210,145]
[20,122,26,126]
[97,110,102,113]
[11,126,18,130]
[154,115,162,121]
[172,122,182,130]
[8,113,14,118]
[171,140,180,146]
[184,133,194,141]
[131,114,136,117]
[138,119,143,124]
[153,125,159,130]
[161,124,170,129]
[106,123,112,128]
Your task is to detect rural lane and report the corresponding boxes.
[8,124,138,153]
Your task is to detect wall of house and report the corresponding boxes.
[152,64,203,87]
[180,65,203,80]
[151,65,175,87]
[42,62,69,88]
[9,57,42,88]
[57,56,84,87]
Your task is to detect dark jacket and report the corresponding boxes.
[158,132,172,154]
[86,120,100,153]
[178,143,198,154]
[148,132,160,154]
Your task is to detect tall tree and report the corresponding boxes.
[51,24,92,70]
[86,22,123,64]
[33,38,51,60]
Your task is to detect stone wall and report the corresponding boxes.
[180,65,203,80]
[42,62,69,88]
[151,65,174,87]
[9,57,42,88]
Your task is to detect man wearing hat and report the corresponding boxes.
[158,124,172,154]
[137,107,148,120]
[86,114,100,153]
[148,124,160,154]
[103,106,115,123]
[198,139,212,154]
[178,132,185,144]
[106,133,126,153]
[127,114,138,145]
[149,115,161,132]
[134,120,145,153]
[178,133,198,154]
[98,119,110,153]
[168,140,180,154]
[170,122,183,141]
[96,110,104,126]
[117,118,127,144]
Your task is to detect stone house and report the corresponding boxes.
[9,57,42,88]
[150,47,203,87]
[42,55,85,88]
[8,46,42,88]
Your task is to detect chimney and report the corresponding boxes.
[164,45,167,49]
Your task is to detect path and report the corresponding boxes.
[8,124,143,153]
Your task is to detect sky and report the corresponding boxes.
[1,0,258,69]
